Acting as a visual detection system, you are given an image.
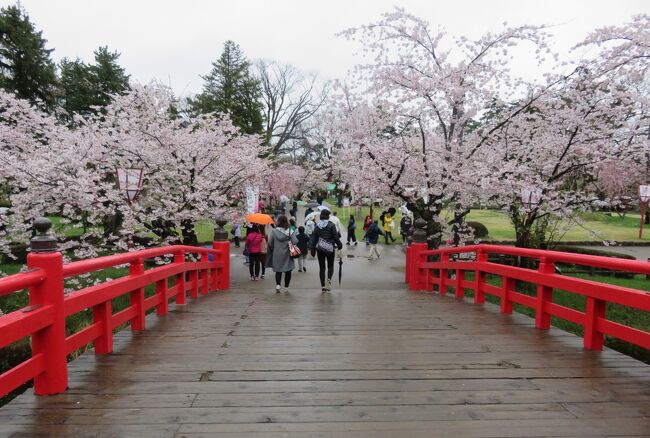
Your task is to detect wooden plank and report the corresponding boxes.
[175,418,650,436]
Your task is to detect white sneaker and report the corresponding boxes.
[275,285,281,293]
[326,279,332,291]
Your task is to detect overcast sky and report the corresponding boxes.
[4,0,649,98]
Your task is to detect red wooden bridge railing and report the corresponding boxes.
[405,243,650,351]
[0,218,230,398]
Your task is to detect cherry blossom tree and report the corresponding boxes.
[593,159,644,217]
[327,9,649,248]
[0,83,268,269]
[477,16,649,248]
[328,8,554,246]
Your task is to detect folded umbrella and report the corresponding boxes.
[338,249,343,285]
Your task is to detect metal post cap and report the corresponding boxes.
[30,217,58,253]
[213,217,229,242]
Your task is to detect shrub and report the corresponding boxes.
[467,221,489,238]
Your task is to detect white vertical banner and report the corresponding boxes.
[246,186,259,213]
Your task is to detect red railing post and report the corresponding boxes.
[189,270,199,299]
[27,218,67,395]
[156,279,169,316]
[500,277,514,314]
[213,241,230,291]
[474,249,487,304]
[408,242,427,291]
[584,297,606,350]
[455,268,465,299]
[174,251,187,305]
[201,269,209,295]
[535,257,555,330]
[439,253,449,295]
[92,300,113,354]
[405,245,411,284]
[129,258,145,331]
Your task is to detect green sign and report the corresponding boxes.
[327,183,337,190]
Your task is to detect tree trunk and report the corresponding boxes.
[102,212,123,238]
[181,219,198,246]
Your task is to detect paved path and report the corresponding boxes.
[1,238,649,437]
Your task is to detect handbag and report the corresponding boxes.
[316,237,334,254]
[288,240,301,258]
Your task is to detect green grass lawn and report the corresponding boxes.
[464,209,649,242]
[321,201,649,243]
[39,206,650,244]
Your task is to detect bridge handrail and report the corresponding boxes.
[0,242,230,399]
[62,244,217,277]
[422,244,650,274]
[406,243,650,353]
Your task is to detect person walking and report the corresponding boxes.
[366,220,384,260]
[400,215,412,244]
[232,221,241,247]
[266,215,299,293]
[259,226,269,279]
[383,211,396,244]
[363,215,372,245]
[330,211,342,238]
[346,214,358,245]
[291,200,298,218]
[295,225,310,272]
[245,225,263,280]
[304,215,316,239]
[309,210,343,293]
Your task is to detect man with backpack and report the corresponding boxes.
[309,210,343,293]
[365,220,384,260]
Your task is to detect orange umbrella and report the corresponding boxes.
[245,213,275,225]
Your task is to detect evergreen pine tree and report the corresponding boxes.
[0,5,56,109]
[59,46,129,120]
[190,40,263,135]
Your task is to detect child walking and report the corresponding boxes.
[296,226,310,272]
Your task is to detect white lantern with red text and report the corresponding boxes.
[116,168,144,204]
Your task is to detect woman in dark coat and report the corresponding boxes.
[346,214,357,245]
[309,210,343,293]
[266,215,299,293]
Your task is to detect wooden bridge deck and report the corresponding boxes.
[1,248,650,437]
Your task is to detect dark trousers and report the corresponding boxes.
[317,250,335,287]
[275,271,292,287]
[234,236,240,247]
[260,253,267,276]
[347,229,357,244]
[248,253,261,277]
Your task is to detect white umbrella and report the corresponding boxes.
[279,195,289,203]
[317,205,330,211]
[304,211,319,223]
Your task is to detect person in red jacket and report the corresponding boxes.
[362,215,373,245]
[245,225,263,280]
